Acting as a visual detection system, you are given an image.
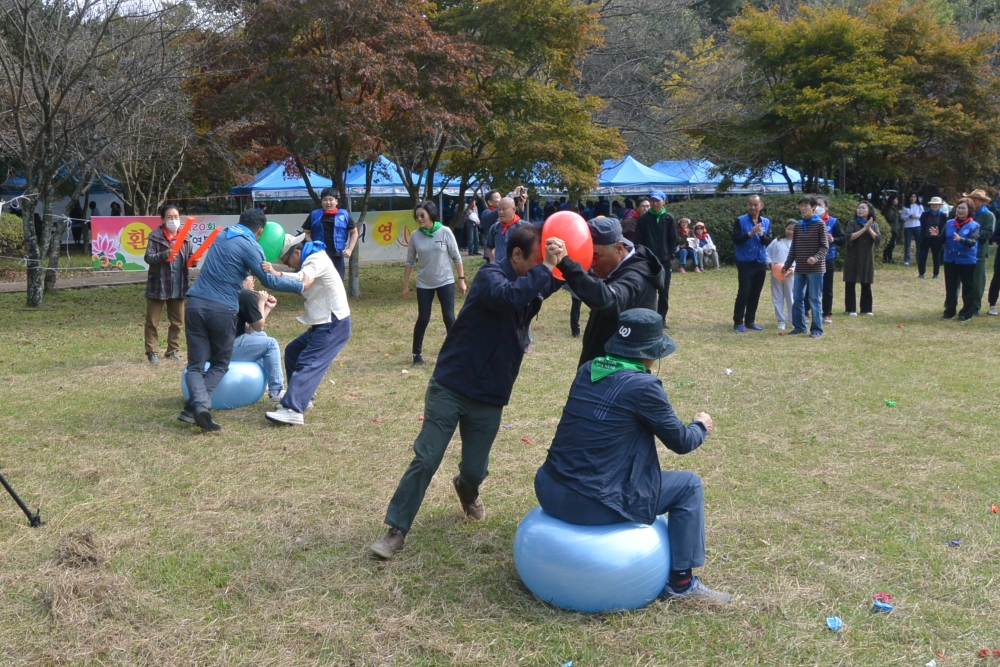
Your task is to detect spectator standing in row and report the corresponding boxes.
[917,197,947,279]
[480,190,501,260]
[621,197,647,244]
[766,221,796,331]
[901,193,923,266]
[783,196,829,338]
[731,195,772,332]
[881,194,901,263]
[842,201,881,316]
[486,197,531,264]
[816,196,843,325]
[301,188,358,280]
[986,210,1000,316]
[942,198,980,321]
[966,189,995,315]
[463,198,480,257]
[635,191,676,329]
[143,205,192,365]
[109,201,122,216]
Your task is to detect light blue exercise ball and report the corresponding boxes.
[513,506,670,613]
[181,361,266,410]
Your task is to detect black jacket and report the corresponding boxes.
[921,209,948,244]
[635,209,677,265]
[558,246,666,367]
[433,259,561,406]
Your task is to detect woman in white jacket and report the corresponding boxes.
[765,221,797,330]
[691,222,719,270]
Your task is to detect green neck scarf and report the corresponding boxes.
[419,221,443,238]
[591,355,646,382]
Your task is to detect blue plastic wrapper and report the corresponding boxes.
[872,600,894,612]
[826,616,843,632]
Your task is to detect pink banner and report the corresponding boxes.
[89,216,221,271]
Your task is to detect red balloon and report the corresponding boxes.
[542,211,593,280]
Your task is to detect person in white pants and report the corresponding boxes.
[766,221,797,330]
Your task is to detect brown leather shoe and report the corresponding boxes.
[453,475,485,520]
[371,527,405,559]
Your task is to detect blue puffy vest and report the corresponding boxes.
[310,208,350,253]
[734,214,770,263]
[824,216,839,260]
[943,219,979,264]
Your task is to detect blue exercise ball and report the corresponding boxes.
[513,506,670,613]
[181,361,266,410]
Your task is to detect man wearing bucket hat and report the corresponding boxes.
[533,308,729,603]
[964,189,995,314]
[557,217,665,367]
[635,191,677,328]
[260,231,351,425]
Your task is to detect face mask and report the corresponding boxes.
[165,219,180,232]
[815,206,826,216]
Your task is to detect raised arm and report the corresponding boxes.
[557,256,641,313]
[636,380,708,455]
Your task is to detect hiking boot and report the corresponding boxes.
[193,406,221,432]
[164,351,182,361]
[147,352,159,366]
[661,577,732,604]
[177,408,195,424]
[266,406,304,425]
[453,474,485,520]
[371,527,405,559]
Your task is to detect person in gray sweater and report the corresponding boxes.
[404,201,466,364]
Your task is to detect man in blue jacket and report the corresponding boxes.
[372,226,567,559]
[816,195,844,323]
[302,188,358,279]
[731,195,772,331]
[182,209,304,432]
[533,308,730,603]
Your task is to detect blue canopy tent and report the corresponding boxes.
[345,156,413,197]
[596,156,689,195]
[231,162,333,201]
[651,160,804,194]
[2,172,122,197]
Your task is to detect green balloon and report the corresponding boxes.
[258,221,285,262]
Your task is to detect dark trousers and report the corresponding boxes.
[656,264,672,323]
[822,266,835,317]
[973,242,989,313]
[184,298,237,411]
[943,262,976,318]
[467,223,480,255]
[71,225,83,246]
[733,261,766,326]
[570,295,582,334]
[988,250,1000,306]
[882,231,897,263]
[844,282,873,314]
[331,256,346,280]
[384,378,504,534]
[903,227,921,264]
[412,284,456,355]
[917,239,943,277]
[534,466,706,571]
[281,315,351,413]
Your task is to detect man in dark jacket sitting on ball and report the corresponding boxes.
[534,308,731,603]
[557,217,665,367]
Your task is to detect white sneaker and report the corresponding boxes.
[777,322,786,331]
[266,406,304,425]
[269,389,286,404]
[848,312,858,317]
[989,306,998,316]
[865,312,874,316]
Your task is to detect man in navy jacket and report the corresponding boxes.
[731,195,772,331]
[372,226,567,559]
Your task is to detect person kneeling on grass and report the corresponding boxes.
[371,226,568,559]
[261,233,350,426]
[231,276,284,403]
[534,308,729,603]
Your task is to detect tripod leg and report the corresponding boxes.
[0,470,42,527]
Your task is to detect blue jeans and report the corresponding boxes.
[467,222,480,255]
[677,247,699,269]
[282,316,352,413]
[792,272,824,334]
[903,227,921,264]
[232,331,284,395]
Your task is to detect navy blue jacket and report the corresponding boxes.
[824,216,844,261]
[920,208,948,243]
[731,214,773,263]
[433,259,561,406]
[943,219,980,264]
[541,363,707,524]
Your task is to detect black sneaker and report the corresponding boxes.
[413,354,425,365]
[571,330,580,338]
[147,352,159,366]
[177,408,195,425]
[193,406,222,432]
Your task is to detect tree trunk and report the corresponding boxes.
[45,203,64,294]
[23,203,45,307]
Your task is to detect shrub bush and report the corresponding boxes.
[667,193,860,265]
[0,212,25,257]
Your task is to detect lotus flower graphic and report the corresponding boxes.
[92,233,119,258]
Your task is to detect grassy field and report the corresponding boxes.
[1,259,998,666]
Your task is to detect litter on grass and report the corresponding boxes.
[502,424,515,429]
[872,593,893,604]
[826,617,843,632]
[926,660,936,667]
[992,504,998,514]
[521,437,534,445]
[948,540,961,547]
[372,419,385,424]
[725,368,733,375]
[872,600,893,613]
[885,400,897,407]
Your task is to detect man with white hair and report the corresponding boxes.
[261,232,351,426]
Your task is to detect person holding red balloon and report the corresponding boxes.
[555,217,666,367]
[372,227,569,560]
[634,191,677,329]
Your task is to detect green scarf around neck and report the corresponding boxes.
[419,221,443,238]
[591,355,646,382]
